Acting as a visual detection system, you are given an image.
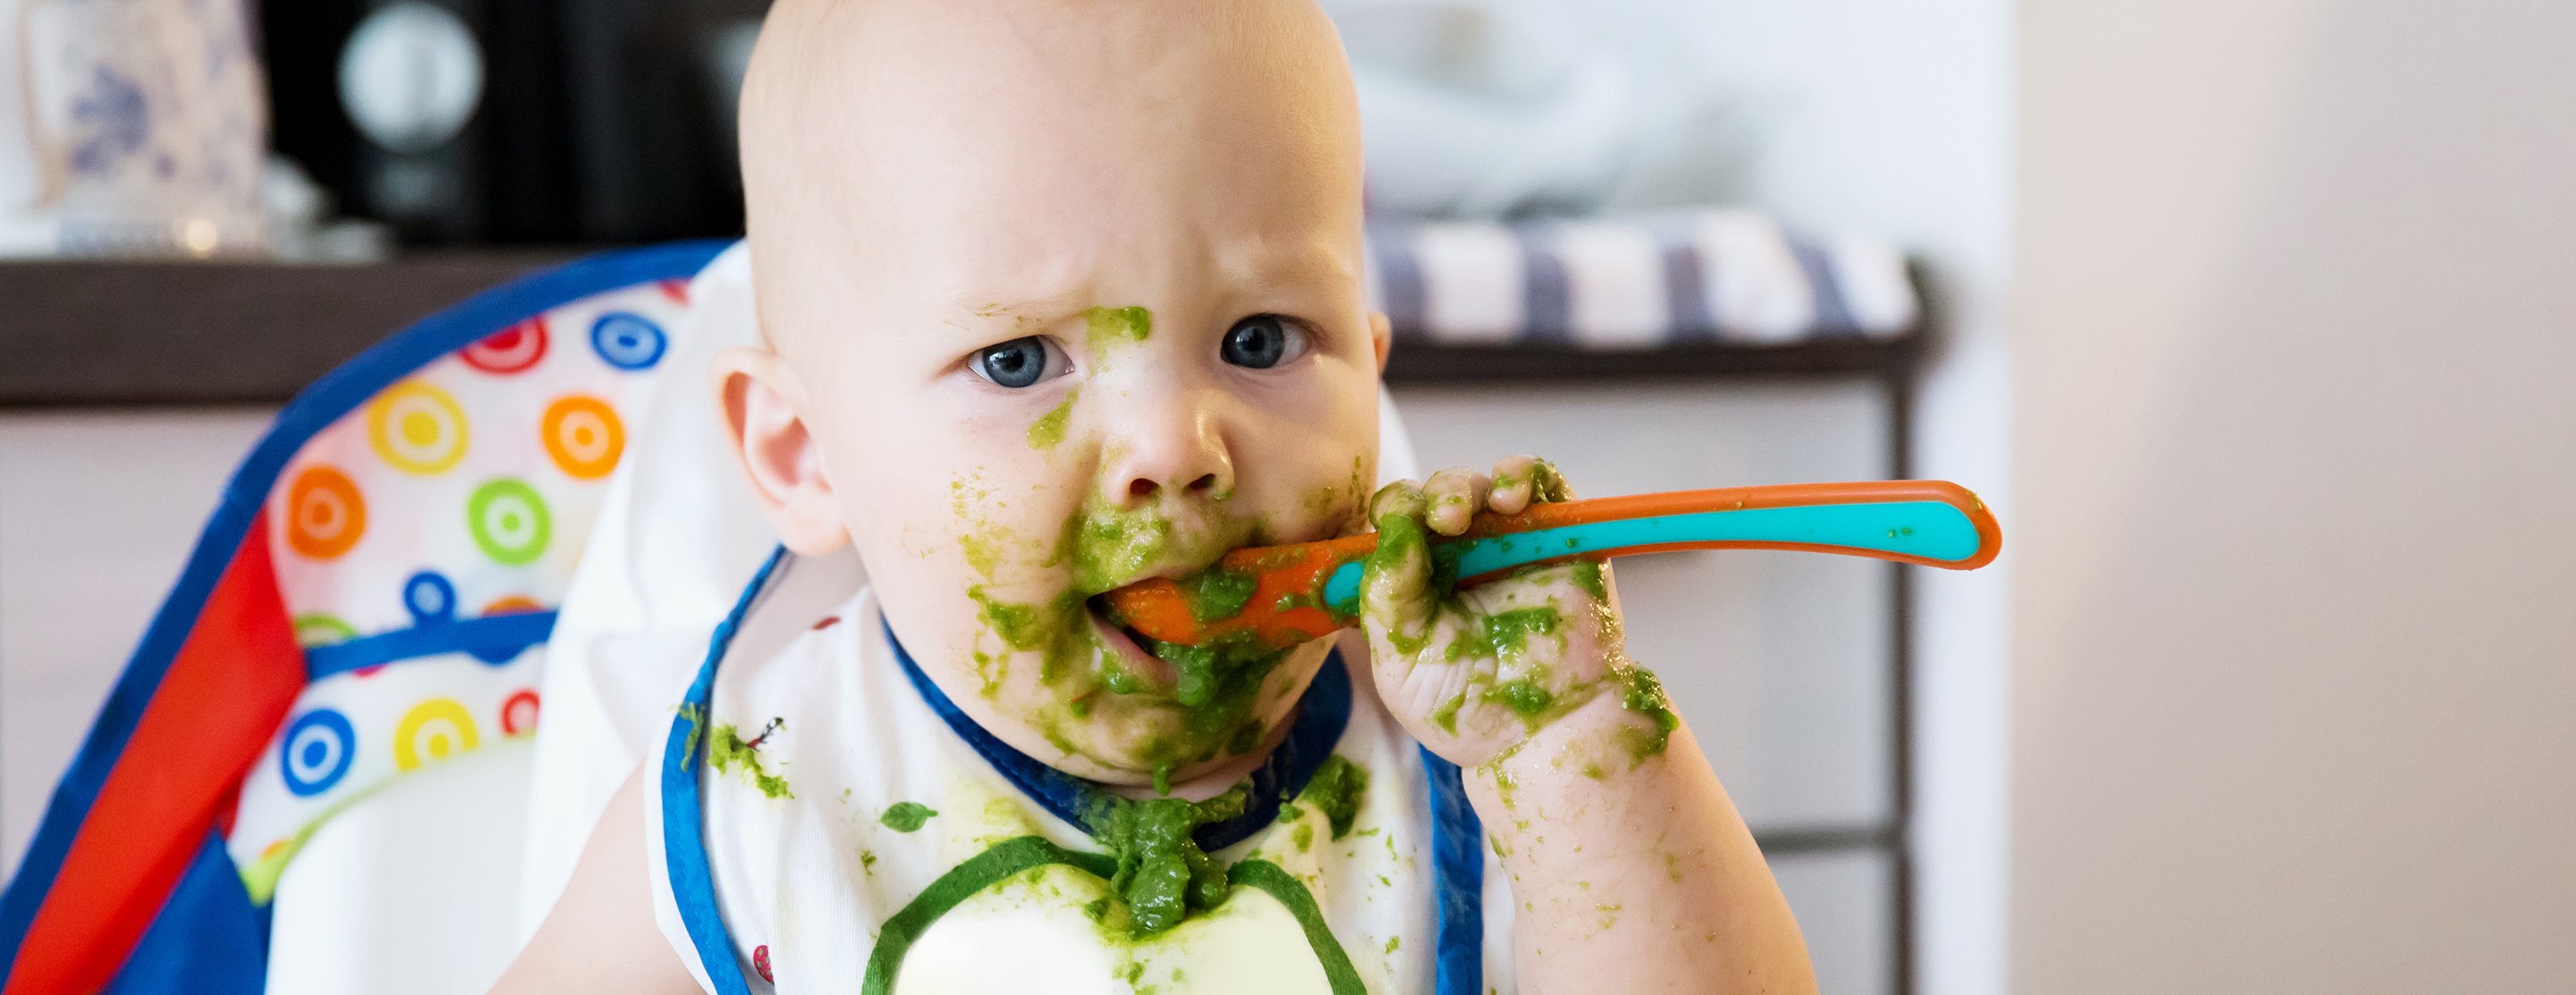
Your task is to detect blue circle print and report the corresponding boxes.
[281,710,357,796]
[589,312,668,370]
[405,570,457,625]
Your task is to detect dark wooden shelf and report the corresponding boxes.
[1382,335,1918,385]
[0,252,578,407]
[0,254,1917,406]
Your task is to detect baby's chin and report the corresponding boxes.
[986,629,1335,787]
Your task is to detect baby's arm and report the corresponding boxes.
[1363,459,1818,994]
[489,766,702,995]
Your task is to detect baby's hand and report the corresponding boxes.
[1360,457,1675,769]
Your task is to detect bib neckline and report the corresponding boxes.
[882,618,1352,852]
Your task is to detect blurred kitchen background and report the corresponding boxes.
[4,0,2573,993]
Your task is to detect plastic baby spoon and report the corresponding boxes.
[1100,479,2001,649]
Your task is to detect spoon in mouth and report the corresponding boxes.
[1097,479,2002,650]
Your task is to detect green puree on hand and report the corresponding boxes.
[1618,667,1682,758]
[1088,784,1247,937]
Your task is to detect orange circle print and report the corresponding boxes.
[540,395,625,480]
[285,465,367,559]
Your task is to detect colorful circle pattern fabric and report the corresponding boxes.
[501,690,542,736]
[292,613,359,649]
[367,380,471,475]
[589,311,668,370]
[460,318,549,373]
[466,480,553,566]
[469,594,542,665]
[393,698,480,771]
[284,465,368,560]
[404,570,459,625]
[540,395,625,480]
[240,276,689,881]
[281,710,357,796]
[481,594,542,616]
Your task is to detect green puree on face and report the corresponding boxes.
[1088,784,1247,937]
[706,724,792,799]
[1026,387,1078,450]
[1138,630,1281,710]
[1083,305,1153,352]
[881,801,938,832]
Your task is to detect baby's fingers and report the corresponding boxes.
[1487,455,1572,515]
[1423,467,1490,536]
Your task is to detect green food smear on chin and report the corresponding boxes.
[969,586,1095,685]
[1088,783,1246,937]
[1140,630,1281,710]
[965,489,1310,781]
[706,724,792,799]
[1296,755,1369,840]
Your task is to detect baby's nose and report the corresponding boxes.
[1104,407,1234,505]
[1125,472,1223,501]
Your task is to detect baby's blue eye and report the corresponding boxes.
[1221,315,1309,369]
[969,336,1066,388]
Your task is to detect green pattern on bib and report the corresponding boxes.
[860,835,1364,995]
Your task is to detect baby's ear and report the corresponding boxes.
[711,345,852,555]
[1368,310,1393,374]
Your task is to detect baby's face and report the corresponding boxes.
[734,0,1377,785]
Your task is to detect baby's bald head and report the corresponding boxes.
[737,0,1363,366]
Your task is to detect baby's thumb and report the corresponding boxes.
[1360,487,1436,653]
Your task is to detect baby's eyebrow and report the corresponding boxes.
[939,295,1078,336]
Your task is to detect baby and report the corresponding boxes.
[497,2,1815,992]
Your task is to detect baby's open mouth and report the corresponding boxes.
[1085,593,1179,691]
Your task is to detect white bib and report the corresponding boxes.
[643,550,1515,995]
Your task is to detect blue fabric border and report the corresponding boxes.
[660,546,787,995]
[1423,748,1486,995]
[302,611,559,679]
[0,239,733,982]
[885,619,1352,850]
[100,831,267,995]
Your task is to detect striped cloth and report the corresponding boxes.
[1364,209,1918,349]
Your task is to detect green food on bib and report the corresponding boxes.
[881,801,938,832]
[1089,784,1247,937]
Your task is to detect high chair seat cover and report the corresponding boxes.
[0,242,729,995]
[0,238,1431,995]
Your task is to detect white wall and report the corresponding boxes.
[2014,1,2576,991]
[0,410,278,879]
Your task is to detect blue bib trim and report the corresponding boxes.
[659,548,787,995]
[1421,748,1485,995]
[884,618,1352,851]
